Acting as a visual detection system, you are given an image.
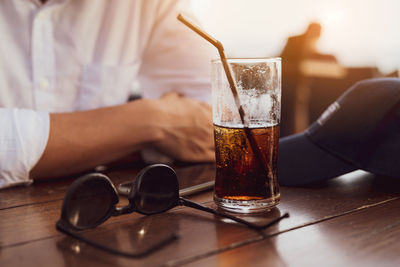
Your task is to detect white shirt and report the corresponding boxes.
[0,0,213,188]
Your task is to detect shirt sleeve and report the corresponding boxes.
[0,108,50,189]
[138,0,216,104]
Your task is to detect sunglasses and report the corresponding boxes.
[56,164,289,257]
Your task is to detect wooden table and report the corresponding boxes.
[1,162,400,267]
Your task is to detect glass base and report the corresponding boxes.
[214,194,280,214]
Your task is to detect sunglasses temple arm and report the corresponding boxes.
[179,197,289,230]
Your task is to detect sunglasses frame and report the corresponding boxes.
[59,164,181,232]
[56,171,179,257]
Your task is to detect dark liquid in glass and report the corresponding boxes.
[214,124,280,201]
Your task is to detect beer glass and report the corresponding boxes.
[211,58,281,213]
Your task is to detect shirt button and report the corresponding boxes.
[39,78,50,90]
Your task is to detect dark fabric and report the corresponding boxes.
[308,78,400,177]
[278,78,400,186]
[278,133,356,186]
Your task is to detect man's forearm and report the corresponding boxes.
[30,100,157,180]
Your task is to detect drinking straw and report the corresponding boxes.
[177,14,246,126]
[177,14,272,179]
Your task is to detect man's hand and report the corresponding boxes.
[147,92,215,162]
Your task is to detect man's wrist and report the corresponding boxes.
[123,99,165,147]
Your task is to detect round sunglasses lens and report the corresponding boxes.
[132,165,179,214]
[65,176,116,229]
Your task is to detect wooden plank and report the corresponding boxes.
[1,171,400,266]
[0,164,145,210]
[188,198,400,267]
[275,171,400,230]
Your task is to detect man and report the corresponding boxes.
[0,0,215,188]
[280,22,337,136]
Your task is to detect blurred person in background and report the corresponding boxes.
[280,22,337,136]
[0,0,215,189]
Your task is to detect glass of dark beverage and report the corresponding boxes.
[211,58,281,213]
